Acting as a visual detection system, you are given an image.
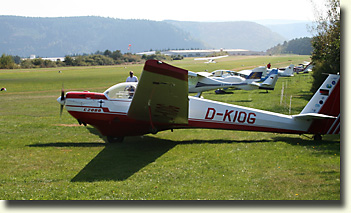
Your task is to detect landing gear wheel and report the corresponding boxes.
[107,136,124,143]
[313,134,322,141]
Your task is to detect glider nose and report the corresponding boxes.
[58,88,66,116]
[58,87,66,105]
[57,96,65,105]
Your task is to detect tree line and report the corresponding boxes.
[267,0,340,94]
[0,50,184,69]
[266,37,313,55]
[310,0,340,93]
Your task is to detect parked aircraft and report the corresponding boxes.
[188,70,260,97]
[188,68,278,97]
[275,64,295,77]
[294,62,313,74]
[194,55,228,63]
[58,60,339,143]
[212,66,268,80]
[188,67,278,96]
[213,69,278,91]
[237,66,267,78]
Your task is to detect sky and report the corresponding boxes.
[0,0,320,22]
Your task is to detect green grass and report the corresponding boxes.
[0,55,340,200]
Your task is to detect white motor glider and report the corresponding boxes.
[188,68,278,97]
[237,66,268,78]
[194,55,228,63]
[273,64,295,77]
[212,66,272,81]
[58,60,339,143]
[294,62,314,74]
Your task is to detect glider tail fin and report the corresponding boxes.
[281,64,294,76]
[259,69,278,90]
[300,74,340,135]
[305,63,314,72]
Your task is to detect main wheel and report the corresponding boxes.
[107,136,124,143]
[313,134,322,141]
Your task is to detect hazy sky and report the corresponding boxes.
[0,0,318,22]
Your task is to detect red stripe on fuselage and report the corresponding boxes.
[143,60,188,81]
[66,92,107,100]
[188,119,305,134]
[67,108,181,137]
[67,111,152,137]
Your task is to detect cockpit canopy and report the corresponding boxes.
[211,70,244,78]
[104,82,138,99]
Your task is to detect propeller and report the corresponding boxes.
[59,84,66,116]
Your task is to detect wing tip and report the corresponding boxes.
[144,60,188,81]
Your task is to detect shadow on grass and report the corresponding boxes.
[28,135,273,183]
[27,127,339,182]
[28,127,178,182]
[28,142,106,148]
[29,136,177,182]
[70,135,178,182]
[272,136,340,156]
[178,139,272,144]
[295,90,313,102]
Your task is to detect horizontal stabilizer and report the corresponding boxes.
[292,113,336,120]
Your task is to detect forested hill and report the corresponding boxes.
[2,16,289,57]
[0,16,206,57]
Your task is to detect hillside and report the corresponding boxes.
[0,16,206,57]
[164,20,286,51]
[1,16,302,57]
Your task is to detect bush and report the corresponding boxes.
[0,54,16,69]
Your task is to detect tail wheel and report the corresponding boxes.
[107,136,124,143]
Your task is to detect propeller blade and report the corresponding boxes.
[59,84,65,117]
[61,84,65,101]
[60,105,64,117]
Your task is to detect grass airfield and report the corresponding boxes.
[0,55,340,200]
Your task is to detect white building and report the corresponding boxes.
[41,57,65,62]
[136,49,266,57]
[25,55,65,62]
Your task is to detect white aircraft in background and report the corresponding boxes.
[188,68,279,97]
[211,70,245,78]
[294,62,313,74]
[210,66,278,89]
[194,55,228,63]
[273,64,295,77]
[213,66,268,79]
[57,60,340,143]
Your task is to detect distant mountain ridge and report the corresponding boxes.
[0,16,206,57]
[163,20,286,51]
[0,16,312,57]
